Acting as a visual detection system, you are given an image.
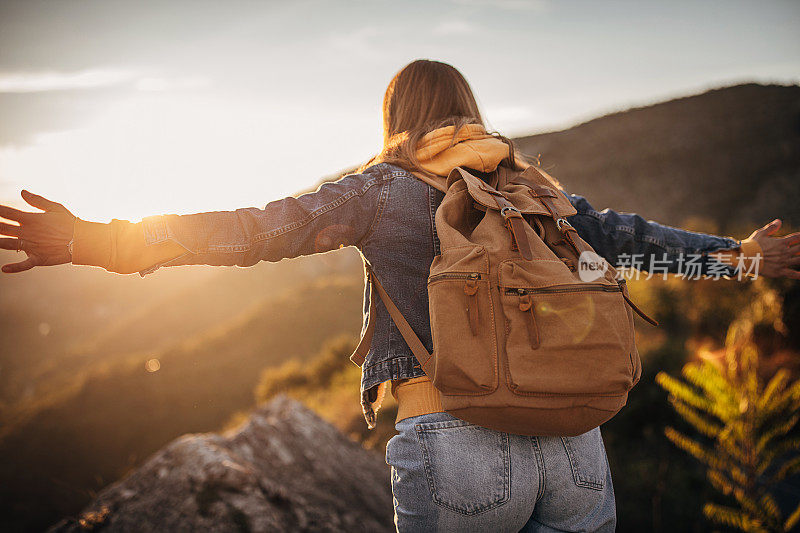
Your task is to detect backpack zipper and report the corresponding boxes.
[503,284,621,296]
[428,272,482,283]
[504,282,659,326]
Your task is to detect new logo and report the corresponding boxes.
[578,251,609,282]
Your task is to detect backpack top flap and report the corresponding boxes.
[447,166,577,218]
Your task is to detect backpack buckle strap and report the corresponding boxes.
[500,206,523,218]
[529,194,587,256]
[529,186,562,221]
[494,198,534,261]
[478,182,505,196]
[528,185,558,199]
[528,186,579,242]
[556,217,573,231]
[504,215,533,260]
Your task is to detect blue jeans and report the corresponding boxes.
[385,413,616,532]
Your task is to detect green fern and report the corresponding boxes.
[656,288,800,532]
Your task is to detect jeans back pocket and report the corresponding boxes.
[561,427,608,490]
[415,417,510,515]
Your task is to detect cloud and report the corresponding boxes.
[0,69,212,146]
[433,19,480,35]
[0,87,123,147]
[450,0,549,11]
[485,105,535,123]
[135,76,210,92]
[326,27,382,61]
[0,69,136,93]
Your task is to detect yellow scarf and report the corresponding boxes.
[413,124,528,191]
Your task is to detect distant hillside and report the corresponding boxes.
[0,274,364,531]
[0,248,360,415]
[515,84,800,232]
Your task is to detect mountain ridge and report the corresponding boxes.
[514,83,800,232]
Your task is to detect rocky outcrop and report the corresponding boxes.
[49,396,393,532]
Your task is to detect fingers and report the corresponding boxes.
[21,190,70,214]
[0,221,20,237]
[763,219,782,236]
[0,204,29,223]
[0,237,23,251]
[782,232,800,247]
[752,219,782,240]
[1,256,40,273]
[781,268,800,280]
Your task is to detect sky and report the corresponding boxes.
[0,0,798,222]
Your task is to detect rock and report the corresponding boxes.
[49,396,394,532]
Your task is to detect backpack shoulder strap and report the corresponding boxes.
[350,261,433,371]
[349,264,376,366]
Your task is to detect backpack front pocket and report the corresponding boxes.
[499,271,636,396]
[428,270,498,395]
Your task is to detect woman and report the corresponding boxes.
[1,60,798,532]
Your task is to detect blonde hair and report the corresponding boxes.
[360,59,530,178]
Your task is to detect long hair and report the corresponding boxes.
[360,59,530,178]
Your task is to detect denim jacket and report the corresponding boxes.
[140,162,740,423]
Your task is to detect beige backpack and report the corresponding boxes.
[352,164,657,437]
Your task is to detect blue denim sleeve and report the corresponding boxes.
[137,170,387,275]
[564,193,741,276]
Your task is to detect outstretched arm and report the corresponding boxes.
[0,191,78,273]
[565,194,800,280]
[0,171,387,275]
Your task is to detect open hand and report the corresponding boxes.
[0,190,76,273]
[748,219,800,280]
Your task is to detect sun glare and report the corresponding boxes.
[0,91,377,223]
